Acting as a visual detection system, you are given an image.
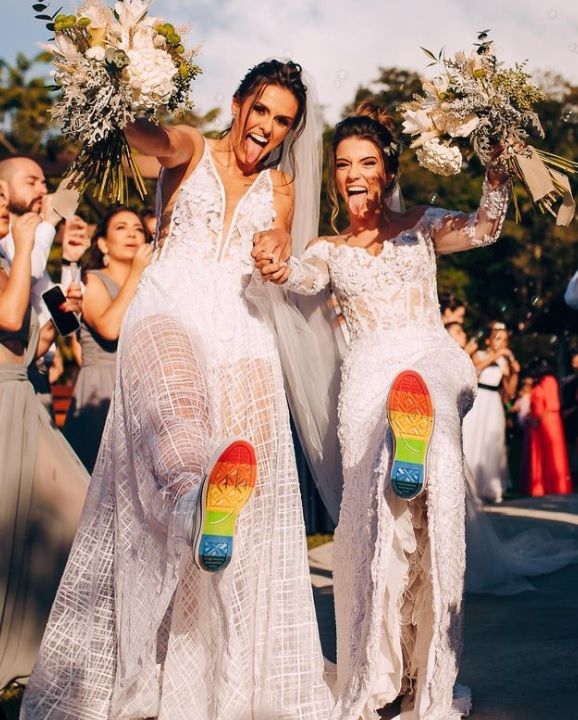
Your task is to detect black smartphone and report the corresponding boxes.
[41,285,80,337]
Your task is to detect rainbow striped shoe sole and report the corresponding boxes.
[386,370,434,500]
[193,437,257,573]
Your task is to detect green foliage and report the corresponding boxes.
[0,52,55,153]
[30,1,60,32]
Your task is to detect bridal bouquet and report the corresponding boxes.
[399,32,577,224]
[34,0,201,202]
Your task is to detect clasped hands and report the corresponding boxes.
[251,228,292,285]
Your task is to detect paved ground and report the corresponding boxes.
[309,495,578,720]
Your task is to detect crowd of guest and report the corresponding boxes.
[441,293,575,503]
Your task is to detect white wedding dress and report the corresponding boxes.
[21,139,332,720]
[462,355,510,502]
[284,178,509,720]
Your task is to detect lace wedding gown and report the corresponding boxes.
[284,178,509,720]
[21,139,332,720]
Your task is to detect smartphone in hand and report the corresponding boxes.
[41,286,80,337]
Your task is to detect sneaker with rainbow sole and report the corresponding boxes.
[386,370,434,500]
[193,437,257,573]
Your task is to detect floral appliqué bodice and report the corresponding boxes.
[157,140,275,275]
[285,178,509,341]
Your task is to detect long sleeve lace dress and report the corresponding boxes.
[283,178,509,720]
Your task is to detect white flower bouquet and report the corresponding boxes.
[34,0,201,203]
[399,31,577,224]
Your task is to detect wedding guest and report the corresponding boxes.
[63,207,152,472]
[0,157,63,413]
[0,181,88,691]
[463,321,520,503]
[440,292,466,325]
[525,362,573,496]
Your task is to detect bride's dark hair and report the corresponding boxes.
[224,59,308,176]
[328,102,400,233]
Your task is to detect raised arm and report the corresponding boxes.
[0,214,37,331]
[429,170,510,255]
[82,247,153,342]
[123,120,201,169]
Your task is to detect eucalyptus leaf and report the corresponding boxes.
[420,47,438,62]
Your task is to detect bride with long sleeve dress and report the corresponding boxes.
[267,108,510,720]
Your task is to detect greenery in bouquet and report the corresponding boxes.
[398,31,578,224]
[32,0,201,203]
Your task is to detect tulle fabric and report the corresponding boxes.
[464,463,578,594]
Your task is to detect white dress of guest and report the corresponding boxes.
[462,354,510,502]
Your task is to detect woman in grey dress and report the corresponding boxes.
[0,182,87,690]
[63,207,152,471]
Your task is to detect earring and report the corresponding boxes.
[102,253,109,267]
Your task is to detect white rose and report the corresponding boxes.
[85,45,106,62]
[416,139,462,176]
[124,47,177,110]
[402,109,433,137]
[445,114,480,138]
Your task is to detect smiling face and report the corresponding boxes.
[0,182,10,237]
[97,210,147,264]
[334,136,392,219]
[230,83,299,171]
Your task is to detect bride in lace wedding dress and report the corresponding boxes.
[260,104,510,720]
[21,61,332,720]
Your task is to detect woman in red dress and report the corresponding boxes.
[527,365,573,496]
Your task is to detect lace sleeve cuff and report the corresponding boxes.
[283,244,331,295]
[467,175,510,247]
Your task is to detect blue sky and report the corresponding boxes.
[4,0,578,125]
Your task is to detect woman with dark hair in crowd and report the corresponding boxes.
[21,60,332,719]
[260,103,510,719]
[63,207,152,472]
[0,182,87,692]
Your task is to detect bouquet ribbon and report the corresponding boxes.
[514,147,575,226]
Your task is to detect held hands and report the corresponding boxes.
[252,228,292,285]
[12,213,41,254]
[131,244,153,276]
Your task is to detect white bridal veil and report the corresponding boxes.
[249,66,346,523]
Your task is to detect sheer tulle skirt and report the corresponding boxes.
[21,260,332,719]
